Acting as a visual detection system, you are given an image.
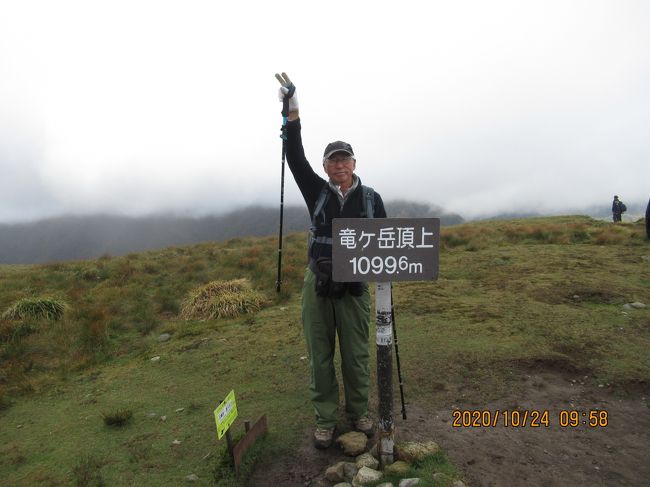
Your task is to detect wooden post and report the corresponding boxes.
[233,415,268,473]
[375,281,394,466]
[225,430,235,466]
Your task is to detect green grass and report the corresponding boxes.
[366,449,460,486]
[0,216,648,485]
[72,454,106,487]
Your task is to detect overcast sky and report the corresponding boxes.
[1,0,648,223]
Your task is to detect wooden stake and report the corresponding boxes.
[233,415,268,473]
[225,430,235,467]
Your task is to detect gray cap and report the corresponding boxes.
[323,141,354,161]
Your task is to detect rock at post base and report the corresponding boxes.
[368,443,378,457]
[352,466,383,486]
[399,479,421,487]
[395,441,440,463]
[356,452,379,470]
[384,460,411,476]
[325,462,347,482]
[337,431,368,456]
[343,462,359,481]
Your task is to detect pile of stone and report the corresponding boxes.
[310,432,467,487]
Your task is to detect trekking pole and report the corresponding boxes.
[391,283,407,420]
[274,73,295,293]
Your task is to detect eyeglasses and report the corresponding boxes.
[325,155,354,165]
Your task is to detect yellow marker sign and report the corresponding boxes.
[214,390,238,439]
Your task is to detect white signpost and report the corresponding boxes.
[332,218,440,466]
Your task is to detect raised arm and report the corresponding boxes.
[275,72,299,121]
[275,72,326,209]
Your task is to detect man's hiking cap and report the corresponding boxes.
[323,141,354,161]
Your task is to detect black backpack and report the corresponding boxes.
[309,184,375,250]
[621,202,627,213]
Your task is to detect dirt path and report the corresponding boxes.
[410,370,650,486]
[248,367,650,486]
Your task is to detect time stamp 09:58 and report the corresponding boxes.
[452,409,609,428]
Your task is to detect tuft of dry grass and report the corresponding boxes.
[180,278,268,320]
[1,297,67,322]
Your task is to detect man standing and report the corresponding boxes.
[612,195,625,223]
[276,73,387,449]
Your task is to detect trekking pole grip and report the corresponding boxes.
[281,84,295,118]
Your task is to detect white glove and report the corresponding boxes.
[275,72,299,112]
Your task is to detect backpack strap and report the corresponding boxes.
[311,185,330,231]
[310,185,332,249]
[310,184,376,251]
[362,185,375,219]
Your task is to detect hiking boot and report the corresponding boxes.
[313,427,335,449]
[354,416,375,437]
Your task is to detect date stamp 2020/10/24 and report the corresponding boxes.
[452,409,609,428]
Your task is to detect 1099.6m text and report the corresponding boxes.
[348,256,423,275]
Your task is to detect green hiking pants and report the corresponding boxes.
[301,268,371,428]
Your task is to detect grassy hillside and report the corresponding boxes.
[0,216,648,486]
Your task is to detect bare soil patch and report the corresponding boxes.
[248,367,650,486]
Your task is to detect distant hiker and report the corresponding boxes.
[276,73,386,449]
[612,195,626,223]
[646,197,650,239]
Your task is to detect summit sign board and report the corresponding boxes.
[332,218,440,282]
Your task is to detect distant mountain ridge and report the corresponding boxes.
[0,201,464,264]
